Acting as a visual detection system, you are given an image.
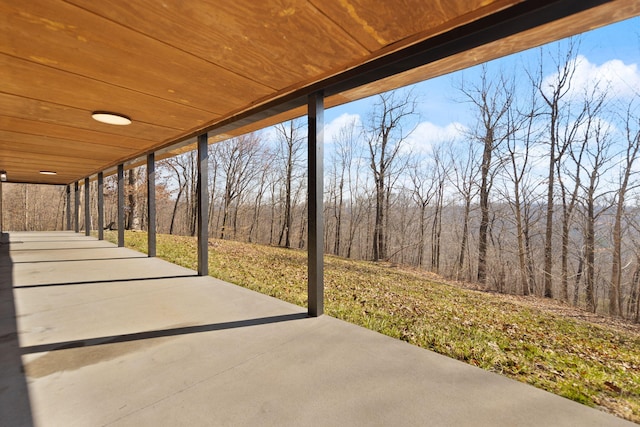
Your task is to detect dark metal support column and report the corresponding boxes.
[66,184,71,231]
[97,172,104,240]
[74,181,79,233]
[147,153,156,257]
[197,133,209,276]
[84,177,90,236]
[307,91,324,317]
[0,181,3,233]
[117,164,125,247]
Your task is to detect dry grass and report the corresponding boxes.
[105,231,640,423]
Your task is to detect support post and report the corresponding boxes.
[147,153,156,257]
[117,164,125,247]
[84,177,90,236]
[197,133,209,276]
[98,172,104,240]
[0,180,3,233]
[66,184,71,231]
[74,181,79,233]
[307,91,324,317]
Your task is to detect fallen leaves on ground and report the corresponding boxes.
[106,231,640,423]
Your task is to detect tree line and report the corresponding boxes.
[2,40,639,322]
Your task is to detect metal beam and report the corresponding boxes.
[74,181,79,233]
[197,133,209,276]
[117,164,124,247]
[84,177,90,236]
[147,153,156,257]
[307,91,324,317]
[66,184,71,231]
[97,172,104,240]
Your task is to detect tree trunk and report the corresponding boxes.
[373,175,385,261]
[477,132,492,284]
[573,249,584,307]
[585,198,596,313]
[169,183,184,235]
[457,197,471,279]
[543,143,555,298]
[610,200,623,316]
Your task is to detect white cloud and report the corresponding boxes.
[403,121,467,155]
[324,113,362,144]
[542,54,640,101]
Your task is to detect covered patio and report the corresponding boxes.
[2,0,640,425]
[1,231,634,426]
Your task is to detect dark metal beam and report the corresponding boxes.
[97,172,104,240]
[66,184,71,231]
[84,177,90,236]
[74,181,79,233]
[197,133,209,276]
[147,153,156,257]
[307,91,324,317]
[0,181,3,233]
[117,164,124,247]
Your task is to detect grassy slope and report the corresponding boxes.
[106,231,640,423]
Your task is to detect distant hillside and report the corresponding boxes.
[106,231,640,423]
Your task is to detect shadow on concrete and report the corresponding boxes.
[0,232,35,426]
[9,246,120,252]
[21,312,308,355]
[13,256,147,264]
[8,239,101,243]
[14,274,198,289]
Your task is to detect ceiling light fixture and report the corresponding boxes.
[39,171,57,175]
[91,111,132,126]
[0,170,6,182]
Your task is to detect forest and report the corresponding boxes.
[3,40,640,322]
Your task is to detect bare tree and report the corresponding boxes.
[459,66,513,284]
[430,148,448,273]
[330,119,360,256]
[126,167,143,230]
[501,92,541,295]
[556,119,587,302]
[534,39,582,298]
[607,103,640,316]
[366,90,417,261]
[575,112,614,312]
[160,154,191,235]
[248,145,274,243]
[275,120,305,248]
[408,158,436,268]
[217,133,263,239]
[448,139,480,280]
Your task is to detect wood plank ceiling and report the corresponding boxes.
[1,0,639,185]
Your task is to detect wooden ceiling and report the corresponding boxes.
[1,0,639,185]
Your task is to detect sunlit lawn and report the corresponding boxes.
[105,231,640,423]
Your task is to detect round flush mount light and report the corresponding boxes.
[39,171,57,175]
[91,111,132,126]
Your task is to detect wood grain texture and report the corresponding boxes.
[0,132,136,160]
[309,0,518,51]
[0,95,174,143]
[66,0,368,89]
[1,0,273,112]
[0,0,637,185]
[2,54,214,131]
[0,116,158,149]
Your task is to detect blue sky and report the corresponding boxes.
[321,15,640,151]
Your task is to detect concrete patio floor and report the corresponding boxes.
[0,231,633,426]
